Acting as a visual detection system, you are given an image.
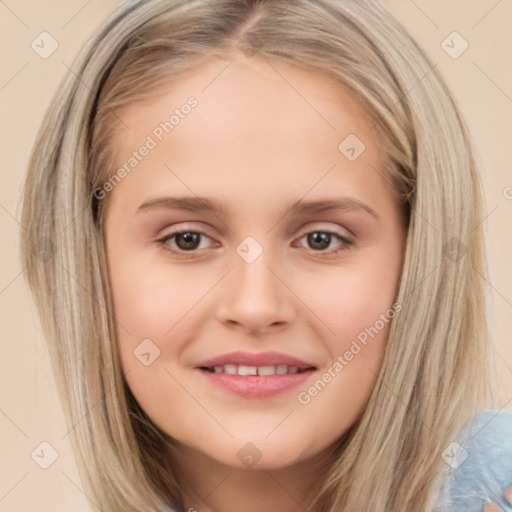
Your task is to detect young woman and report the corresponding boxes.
[19,0,512,510]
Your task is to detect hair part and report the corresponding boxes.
[20,0,497,510]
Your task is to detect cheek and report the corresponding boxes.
[294,268,398,435]
[109,251,212,339]
[294,255,402,426]
[292,259,400,420]
[298,258,400,348]
[107,258,206,436]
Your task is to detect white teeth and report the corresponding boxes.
[258,366,276,375]
[224,364,238,375]
[275,364,288,375]
[205,364,307,375]
[238,365,258,376]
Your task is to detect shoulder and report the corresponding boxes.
[432,409,512,511]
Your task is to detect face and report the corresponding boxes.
[102,52,406,471]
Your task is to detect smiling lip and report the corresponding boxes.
[195,350,317,399]
[195,350,316,369]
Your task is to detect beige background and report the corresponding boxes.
[1,1,511,510]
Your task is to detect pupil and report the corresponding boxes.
[308,232,330,250]
[176,232,200,250]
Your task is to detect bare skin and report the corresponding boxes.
[483,485,512,511]
[103,52,408,511]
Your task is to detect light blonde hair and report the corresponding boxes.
[20,0,498,510]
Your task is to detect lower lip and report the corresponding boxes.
[197,369,315,398]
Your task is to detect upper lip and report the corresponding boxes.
[195,350,317,370]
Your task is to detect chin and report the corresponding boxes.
[224,437,314,471]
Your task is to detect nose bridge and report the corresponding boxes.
[215,236,294,332]
[235,241,275,296]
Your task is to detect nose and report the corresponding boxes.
[215,247,296,335]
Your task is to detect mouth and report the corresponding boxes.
[199,364,314,375]
[195,351,317,398]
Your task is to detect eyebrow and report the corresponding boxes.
[136,195,380,221]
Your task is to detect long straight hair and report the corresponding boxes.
[20,0,497,510]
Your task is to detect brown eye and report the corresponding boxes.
[307,232,332,250]
[158,229,216,255]
[172,232,202,251]
[296,230,354,254]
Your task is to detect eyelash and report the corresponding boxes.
[156,226,354,258]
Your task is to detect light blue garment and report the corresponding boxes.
[431,409,512,511]
[160,409,512,512]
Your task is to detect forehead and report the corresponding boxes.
[104,53,391,217]
[111,51,376,152]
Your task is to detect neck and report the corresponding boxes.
[169,443,334,512]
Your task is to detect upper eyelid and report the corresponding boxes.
[297,224,352,239]
[159,221,352,239]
